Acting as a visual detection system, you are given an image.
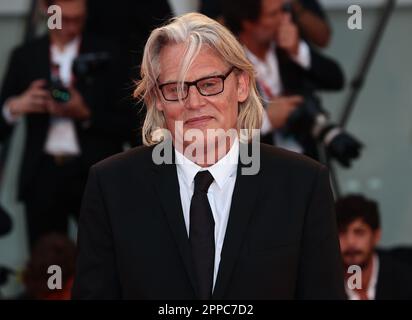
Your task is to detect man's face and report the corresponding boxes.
[245,0,284,44]
[49,0,87,43]
[339,219,381,269]
[156,43,249,149]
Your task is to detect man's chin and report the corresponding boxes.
[344,258,368,269]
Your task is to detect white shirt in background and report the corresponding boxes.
[44,36,81,156]
[245,41,311,154]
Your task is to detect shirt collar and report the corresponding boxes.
[344,253,380,300]
[368,253,379,299]
[175,138,239,191]
[51,36,81,61]
[244,42,276,64]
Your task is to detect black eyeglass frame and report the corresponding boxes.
[158,67,236,102]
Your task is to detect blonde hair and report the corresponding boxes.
[134,12,263,146]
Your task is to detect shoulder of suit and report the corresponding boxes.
[259,143,326,174]
[91,145,155,174]
[377,250,412,272]
[91,143,327,179]
[10,35,48,58]
[376,250,412,295]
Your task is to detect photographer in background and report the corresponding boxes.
[201,0,331,48]
[222,0,362,166]
[0,0,134,249]
[287,0,331,48]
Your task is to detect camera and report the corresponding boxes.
[48,51,111,103]
[284,94,363,168]
[49,78,71,103]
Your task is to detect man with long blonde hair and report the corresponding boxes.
[73,13,345,300]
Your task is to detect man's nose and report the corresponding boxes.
[186,85,205,109]
[346,233,358,246]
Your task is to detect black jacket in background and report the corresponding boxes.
[276,46,344,94]
[84,0,173,145]
[85,0,173,80]
[375,250,412,300]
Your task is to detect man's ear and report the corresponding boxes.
[155,103,164,112]
[155,92,164,111]
[237,71,250,103]
[373,229,382,246]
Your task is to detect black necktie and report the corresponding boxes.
[189,170,215,300]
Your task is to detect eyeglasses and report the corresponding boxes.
[158,67,235,102]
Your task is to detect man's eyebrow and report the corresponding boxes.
[160,71,225,84]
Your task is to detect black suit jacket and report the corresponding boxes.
[72,143,345,299]
[276,46,344,94]
[0,33,136,201]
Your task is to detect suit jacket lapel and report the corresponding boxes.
[212,143,261,299]
[152,153,199,298]
[151,142,261,300]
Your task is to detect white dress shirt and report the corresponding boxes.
[175,139,239,291]
[345,254,380,300]
[245,41,311,154]
[44,37,81,156]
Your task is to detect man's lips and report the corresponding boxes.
[184,116,214,126]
